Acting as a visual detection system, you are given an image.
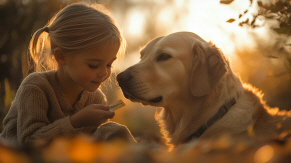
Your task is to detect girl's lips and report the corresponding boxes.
[91,81,101,85]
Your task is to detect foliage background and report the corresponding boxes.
[0,0,291,142]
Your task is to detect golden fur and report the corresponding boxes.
[117,32,291,148]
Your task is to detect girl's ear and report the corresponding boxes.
[53,48,66,65]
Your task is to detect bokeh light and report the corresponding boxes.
[254,145,274,163]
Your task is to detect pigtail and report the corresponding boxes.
[29,27,47,59]
[25,26,57,77]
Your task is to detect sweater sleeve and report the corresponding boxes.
[17,85,81,145]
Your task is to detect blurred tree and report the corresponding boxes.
[221,0,291,110]
[0,0,80,128]
[223,0,291,71]
[225,0,291,33]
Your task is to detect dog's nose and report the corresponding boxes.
[117,70,132,83]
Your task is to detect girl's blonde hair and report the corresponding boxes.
[27,3,125,75]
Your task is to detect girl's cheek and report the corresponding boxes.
[104,68,112,80]
[79,70,95,82]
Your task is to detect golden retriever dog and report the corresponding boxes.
[117,31,291,147]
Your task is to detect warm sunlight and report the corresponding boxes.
[124,0,255,56]
[125,8,146,38]
[113,0,285,92]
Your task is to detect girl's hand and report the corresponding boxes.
[69,104,115,128]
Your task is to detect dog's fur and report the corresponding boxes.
[95,122,136,143]
[117,32,291,147]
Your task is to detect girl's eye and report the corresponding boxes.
[156,53,172,62]
[88,65,98,69]
[107,64,113,68]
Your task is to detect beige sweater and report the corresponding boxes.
[0,71,107,145]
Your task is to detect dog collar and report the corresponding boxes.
[184,98,236,142]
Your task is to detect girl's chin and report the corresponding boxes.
[84,82,101,92]
[86,87,99,92]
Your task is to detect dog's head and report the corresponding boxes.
[117,32,228,107]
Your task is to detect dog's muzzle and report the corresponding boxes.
[117,70,163,103]
[116,70,134,99]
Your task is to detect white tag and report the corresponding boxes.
[109,100,125,112]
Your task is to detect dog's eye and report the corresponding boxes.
[157,53,172,62]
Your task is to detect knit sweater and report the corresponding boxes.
[0,71,107,145]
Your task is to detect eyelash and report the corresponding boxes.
[88,64,113,69]
[88,65,98,69]
[107,64,113,68]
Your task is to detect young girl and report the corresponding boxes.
[1,3,126,145]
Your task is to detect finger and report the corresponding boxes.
[104,111,115,119]
[95,108,115,117]
[103,106,110,111]
[93,105,110,111]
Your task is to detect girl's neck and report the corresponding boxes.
[56,69,84,106]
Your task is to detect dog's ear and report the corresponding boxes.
[190,41,228,97]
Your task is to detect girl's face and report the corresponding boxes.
[63,42,120,92]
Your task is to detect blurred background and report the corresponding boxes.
[0,0,290,143]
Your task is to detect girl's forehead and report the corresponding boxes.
[81,42,120,59]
